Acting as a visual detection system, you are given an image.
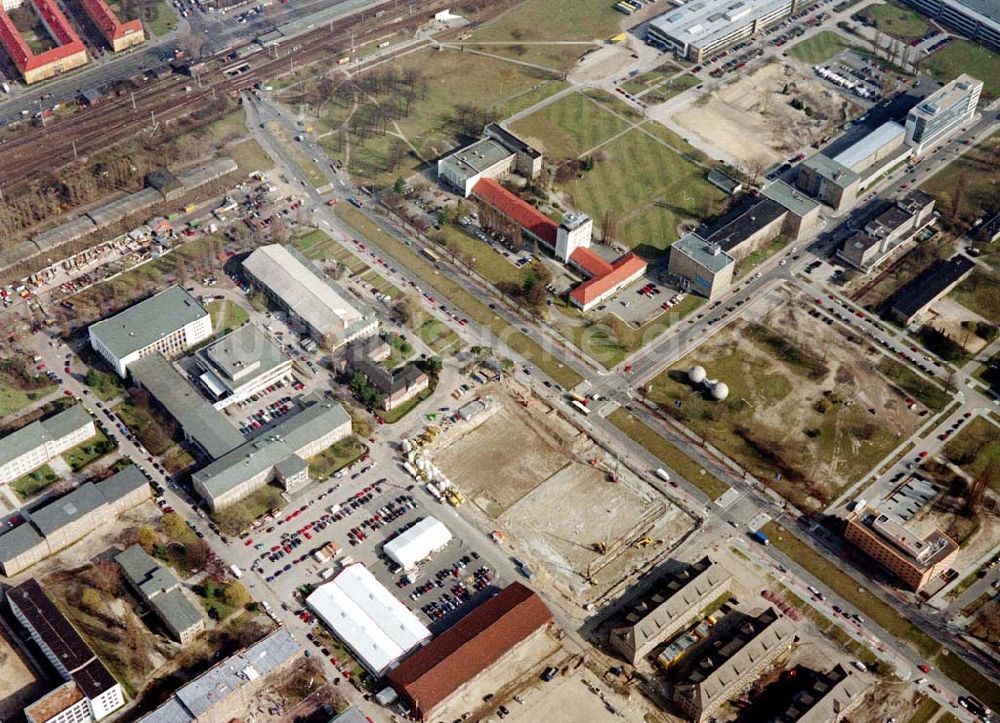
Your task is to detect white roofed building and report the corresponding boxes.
[384,517,453,571]
[306,564,431,675]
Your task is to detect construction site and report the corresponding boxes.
[665,60,859,167]
[423,383,696,611]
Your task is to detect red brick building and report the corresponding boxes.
[78,0,144,52]
[387,582,553,721]
[0,0,87,84]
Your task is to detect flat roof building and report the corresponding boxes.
[243,245,377,347]
[838,191,936,272]
[388,582,553,721]
[882,254,974,325]
[137,628,302,723]
[116,545,205,644]
[7,579,124,721]
[646,0,796,61]
[192,395,351,510]
[667,233,737,301]
[0,404,96,486]
[610,556,731,665]
[844,505,958,591]
[89,285,212,377]
[796,154,860,212]
[438,139,517,198]
[194,324,293,409]
[307,563,431,676]
[1,466,150,576]
[905,75,982,155]
[902,0,999,47]
[831,121,908,171]
[673,607,795,722]
[130,353,245,459]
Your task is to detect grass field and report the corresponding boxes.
[0,371,55,418]
[608,409,730,499]
[906,697,940,723]
[857,2,930,40]
[318,48,559,187]
[293,229,368,274]
[786,31,859,64]
[83,368,125,402]
[63,430,113,472]
[142,0,177,36]
[307,436,367,479]
[921,130,1000,223]
[439,224,530,287]
[942,416,1000,492]
[267,122,328,188]
[637,74,701,105]
[762,521,941,657]
[514,92,726,256]
[924,40,1000,100]
[418,318,461,354]
[463,0,621,71]
[509,91,634,160]
[950,267,1000,323]
[206,300,250,335]
[12,464,59,500]
[932,648,1000,710]
[337,206,581,387]
[875,357,949,412]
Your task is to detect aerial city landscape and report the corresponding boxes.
[0,0,997,718]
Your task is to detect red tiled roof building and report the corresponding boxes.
[387,582,553,721]
[570,250,648,311]
[78,0,144,52]
[471,178,558,248]
[0,0,87,84]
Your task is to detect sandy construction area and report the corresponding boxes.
[670,61,857,166]
[0,627,41,719]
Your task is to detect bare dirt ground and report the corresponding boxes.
[435,395,582,518]
[0,626,41,719]
[670,61,858,166]
[568,44,646,84]
[437,390,694,608]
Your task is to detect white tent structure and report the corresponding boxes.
[384,517,453,571]
[306,564,430,675]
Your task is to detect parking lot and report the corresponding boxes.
[242,474,500,632]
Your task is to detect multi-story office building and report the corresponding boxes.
[900,0,1000,49]
[905,75,982,155]
[646,0,798,61]
[194,324,294,409]
[7,579,125,722]
[838,191,936,271]
[844,506,958,591]
[0,405,95,486]
[610,556,730,665]
[89,285,212,377]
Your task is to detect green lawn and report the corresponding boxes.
[336,206,581,387]
[211,484,284,535]
[858,2,930,40]
[608,409,730,499]
[620,62,686,96]
[786,31,859,64]
[637,74,701,105]
[554,114,727,256]
[950,268,1000,324]
[924,40,1000,100]
[762,522,941,657]
[13,464,60,500]
[734,235,792,278]
[318,47,560,187]
[83,368,126,402]
[143,0,177,36]
[463,0,621,71]
[206,300,250,335]
[875,357,949,412]
[907,697,940,723]
[62,430,114,472]
[382,384,435,424]
[384,333,414,369]
[418,318,461,355]
[510,91,634,161]
[933,649,1000,711]
[942,416,1000,492]
[439,225,530,287]
[0,371,55,417]
[921,130,1000,224]
[307,435,367,479]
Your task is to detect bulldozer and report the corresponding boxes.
[592,541,607,554]
[633,536,654,549]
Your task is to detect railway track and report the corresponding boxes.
[0,0,472,186]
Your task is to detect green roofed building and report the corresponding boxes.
[193,394,351,510]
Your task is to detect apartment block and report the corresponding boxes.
[905,75,982,155]
[116,545,205,644]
